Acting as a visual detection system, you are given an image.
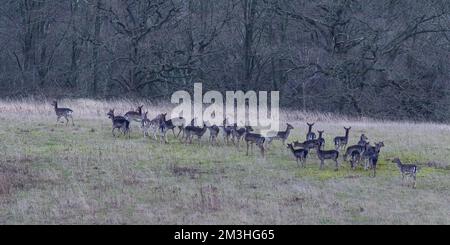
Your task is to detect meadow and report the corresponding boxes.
[0,99,449,224]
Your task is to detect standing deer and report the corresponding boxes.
[51,101,74,126]
[265,123,294,146]
[306,123,316,140]
[316,145,340,171]
[334,127,351,150]
[243,126,265,157]
[207,125,220,146]
[392,158,418,189]
[287,143,308,168]
[221,118,234,144]
[358,134,369,146]
[231,123,247,147]
[317,130,325,150]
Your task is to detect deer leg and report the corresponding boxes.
[320,160,324,170]
[112,128,116,137]
[334,159,339,171]
[246,142,249,156]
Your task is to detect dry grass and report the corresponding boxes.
[0,99,449,224]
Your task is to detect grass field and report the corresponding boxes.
[0,99,449,224]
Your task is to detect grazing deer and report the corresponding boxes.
[392,158,418,189]
[317,130,325,150]
[124,105,143,124]
[358,134,369,146]
[51,101,74,126]
[231,123,247,147]
[334,127,351,150]
[316,145,340,171]
[287,143,308,168]
[306,123,316,140]
[244,126,265,157]
[207,125,220,146]
[184,123,208,144]
[265,123,294,146]
[107,109,130,138]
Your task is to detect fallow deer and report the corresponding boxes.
[287,143,308,168]
[107,109,130,138]
[334,127,351,150]
[306,123,316,140]
[392,158,418,189]
[51,100,74,126]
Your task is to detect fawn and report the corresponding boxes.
[107,109,130,138]
[184,123,208,144]
[244,126,265,157]
[287,143,308,168]
[124,105,143,124]
[306,123,316,140]
[207,125,220,146]
[266,123,294,146]
[334,127,351,150]
[316,145,340,171]
[392,158,418,189]
[51,100,74,126]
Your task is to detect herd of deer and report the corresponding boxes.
[52,101,419,188]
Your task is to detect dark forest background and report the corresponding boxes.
[0,0,449,121]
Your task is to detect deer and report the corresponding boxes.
[184,123,208,144]
[124,105,143,124]
[293,139,320,152]
[265,123,294,146]
[141,112,167,143]
[358,134,369,146]
[317,130,325,150]
[344,141,370,169]
[306,123,316,140]
[392,158,418,189]
[334,127,351,150]
[207,125,220,146]
[316,145,340,171]
[231,123,247,147]
[107,109,130,138]
[244,126,265,157]
[287,143,308,168]
[51,100,74,126]
[169,116,186,138]
[221,118,234,145]
[362,142,385,170]
[158,113,185,138]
